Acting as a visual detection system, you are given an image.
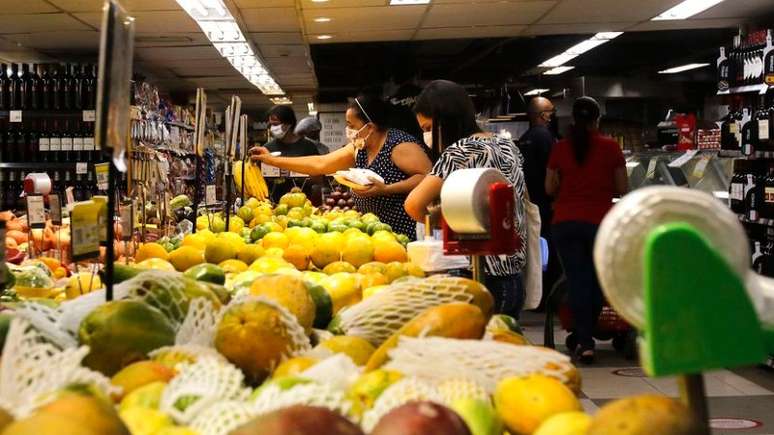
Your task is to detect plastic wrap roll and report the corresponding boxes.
[24,173,52,195]
[440,168,508,234]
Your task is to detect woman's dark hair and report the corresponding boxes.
[268,105,297,129]
[569,96,601,165]
[348,94,391,129]
[414,80,481,153]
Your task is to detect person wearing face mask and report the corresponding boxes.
[404,80,528,319]
[250,95,432,240]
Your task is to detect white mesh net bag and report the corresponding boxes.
[13,301,78,349]
[383,337,575,393]
[189,400,256,435]
[159,357,251,424]
[436,377,490,404]
[360,377,442,432]
[175,297,221,346]
[334,276,476,346]
[0,317,118,418]
[251,380,353,420]
[298,353,361,391]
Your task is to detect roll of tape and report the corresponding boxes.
[440,168,508,234]
[24,173,52,195]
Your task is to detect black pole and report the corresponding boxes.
[224,160,231,232]
[105,155,116,301]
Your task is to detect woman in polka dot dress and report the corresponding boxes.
[250,95,432,240]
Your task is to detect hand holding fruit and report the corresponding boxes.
[354,177,387,198]
[249,146,271,162]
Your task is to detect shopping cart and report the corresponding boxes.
[544,271,638,360]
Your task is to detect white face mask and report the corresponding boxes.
[423,131,433,148]
[346,124,370,149]
[270,124,286,139]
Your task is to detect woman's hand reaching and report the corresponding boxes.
[249,146,270,162]
[354,177,388,198]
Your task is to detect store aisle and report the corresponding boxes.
[520,312,774,435]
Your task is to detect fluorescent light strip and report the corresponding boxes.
[174,0,285,96]
[390,0,431,4]
[538,32,623,68]
[543,66,575,75]
[524,88,549,96]
[652,0,725,20]
[270,97,293,105]
[658,63,710,74]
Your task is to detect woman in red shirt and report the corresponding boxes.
[545,97,628,363]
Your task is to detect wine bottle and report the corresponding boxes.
[89,64,97,109]
[0,64,8,110]
[718,47,730,92]
[52,64,63,111]
[0,171,5,212]
[39,119,50,162]
[9,64,21,110]
[26,119,38,163]
[764,170,774,220]
[19,63,30,110]
[745,173,762,221]
[742,107,758,156]
[83,121,95,161]
[41,64,52,110]
[758,104,771,151]
[74,64,85,110]
[62,64,73,110]
[61,119,74,161]
[6,171,17,212]
[729,171,743,213]
[73,120,84,161]
[29,64,41,110]
[765,30,774,86]
[50,119,62,161]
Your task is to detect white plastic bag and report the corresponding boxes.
[521,199,542,310]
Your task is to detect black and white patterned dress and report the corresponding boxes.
[353,128,420,240]
[430,134,527,276]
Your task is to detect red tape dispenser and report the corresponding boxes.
[440,168,521,257]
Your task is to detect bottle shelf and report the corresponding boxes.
[0,161,105,170]
[717,84,771,96]
[0,109,94,120]
[738,214,774,227]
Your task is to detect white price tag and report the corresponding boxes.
[120,202,133,241]
[38,138,50,152]
[61,137,73,151]
[95,163,109,190]
[646,158,658,179]
[692,155,711,178]
[49,195,62,226]
[50,137,62,151]
[760,120,770,141]
[668,150,698,168]
[261,163,281,177]
[26,195,46,229]
[82,110,96,122]
[83,137,95,151]
[9,111,22,122]
[73,137,84,151]
[76,162,88,174]
[205,185,217,205]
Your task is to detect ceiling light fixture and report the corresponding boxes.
[390,0,431,4]
[308,102,317,116]
[311,0,329,3]
[658,63,711,74]
[174,0,284,95]
[538,32,623,68]
[543,66,575,75]
[524,88,550,96]
[317,35,333,40]
[651,0,726,20]
[271,97,293,105]
[314,17,331,22]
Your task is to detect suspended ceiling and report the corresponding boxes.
[0,0,772,113]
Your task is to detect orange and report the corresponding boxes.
[494,374,581,435]
[262,232,289,250]
[283,244,310,270]
[360,272,388,290]
[373,241,407,263]
[135,242,169,262]
[341,236,374,268]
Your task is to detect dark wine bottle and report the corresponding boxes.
[742,107,757,156]
[19,63,30,110]
[758,104,771,151]
[729,171,745,213]
[74,64,85,110]
[50,119,62,161]
[62,64,73,110]
[29,64,41,110]
[0,64,8,110]
[9,64,21,110]
[61,119,74,161]
[73,120,84,161]
[52,64,63,111]
[764,170,774,220]
[745,173,762,221]
[39,119,50,163]
[41,64,52,110]
[26,119,39,163]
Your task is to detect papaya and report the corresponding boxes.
[183,263,226,285]
[306,282,333,329]
[107,264,142,284]
[365,302,486,371]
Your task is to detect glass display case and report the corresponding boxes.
[625,150,734,198]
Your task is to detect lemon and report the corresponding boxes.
[249,256,293,274]
[341,236,374,268]
[168,246,204,271]
[119,407,173,435]
[218,231,246,249]
[320,336,376,366]
[65,272,102,299]
[494,374,581,435]
[228,216,245,233]
[237,244,265,264]
[362,284,389,299]
[204,238,237,264]
[323,261,357,275]
[534,411,592,435]
[311,232,344,269]
[283,244,310,270]
[301,271,327,285]
[135,243,169,262]
[371,230,397,243]
[181,234,206,250]
[136,258,176,272]
[321,272,361,314]
[219,259,248,274]
[262,232,289,250]
[272,356,318,379]
[403,262,425,278]
[264,247,286,258]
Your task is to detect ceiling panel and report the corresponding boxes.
[2,31,99,50]
[301,0,388,9]
[49,0,181,12]
[539,0,678,24]
[415,25,526,40]
[629,18,742,32]
[259,44,309,58]
[171,65,237,76]
[74,11,199,32]
[189,76,252,88]
[139,58,231,69]
[309,29,415,44]
[242,8,299,32]
[305,5,426,33]
[694,0,774,19]
[0,0,58,14]
[0,13,93,33]
[264,56,312,73]
[235,0,294,7]
[523,22,633,36]
[135,33,208,47]
[423,1,556,27]
[135,45,221,60]
[250,32,305,45]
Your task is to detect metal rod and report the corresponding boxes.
[472,255,485,284]
[678,374,710,435]
[105,155,115,301]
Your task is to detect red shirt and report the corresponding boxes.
[548,132,625,225]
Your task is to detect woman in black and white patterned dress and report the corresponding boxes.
[405,80,528,318]
[250,95,432,240]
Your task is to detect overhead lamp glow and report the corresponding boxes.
[311,0,329,2]
[201,0,227,16]
[538,32,623,68]
[314,17,331,22]
[652,0,726,20]
[524,88,550,96]
[317,34,333,40]
[308,102,317,116]
[543,66,575,75]
[271,97,293,105]
[658,63,711,74]
[177,0,207,16]
[390,0,431,4]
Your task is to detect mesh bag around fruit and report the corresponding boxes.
[251,380,353,420]
[435,377,490,404]
[334,275,475,346]
[383,337,575,393]
[117,270,210,326]
[13,301,78,349]
[360,377,443,432]
[298,353,361,391]
[175,297,221,346]
[189,400,256,435]
[149,344,227,369]
[0,317,118,418]
[160,357,251,424]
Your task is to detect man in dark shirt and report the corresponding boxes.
[518,96,558,308]
[264,105,320,203]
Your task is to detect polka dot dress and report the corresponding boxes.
[353,129,419,241]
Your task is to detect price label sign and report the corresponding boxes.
[120,201,133,241]
[9,111,22,123]
[26,195,46,229]
[73,136,84,151]
[38,137,50,152]
[50,136,62,152]
[84,136,95,151]
[95,163,110,190]
[62,136,74,151]
[49,194,62,226]
[82,110,96,122]
[70,201,100,261]
[261,163,281,177]
[76,162,88,174]
[205,185,217,206]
